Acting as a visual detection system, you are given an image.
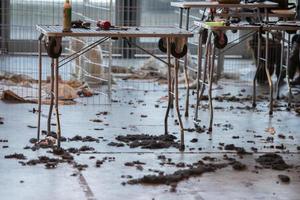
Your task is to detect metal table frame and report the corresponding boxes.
[194,22,265,131]
[170,1,278,119]
[36,25,193,151]
[194,21,300,131]
[262,24,300,108]
[171,1,278,27]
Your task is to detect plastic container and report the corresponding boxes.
[63,0,72,32]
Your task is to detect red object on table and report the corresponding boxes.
[97,20,111,30]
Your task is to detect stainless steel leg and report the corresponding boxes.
[179,8,190,117]
[208,41,215,132]
[265,30,273,115]
[175,59,185,151]
[186,8,190,29]
[198,31,212,120]
[179,8,183,28]
[108,38,112,102]
[170,65,174,109]
[37,37,43,142]
[264,8,269,24]
[164,38,172,135]
[47,59,55,135]
[276,31,285,100]
[194,31,203,121]
[253,30,261,108]
[54,58,62,147]
[183,42,190,117]
[286,34,292,108]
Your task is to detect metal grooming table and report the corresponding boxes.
[170,1,278,119]
[36,25,193,151]
[262,22,300,109]
[193,21,264,131]
[194,21,300,131]
[171,1,278,27]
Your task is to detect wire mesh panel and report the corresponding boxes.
[0,0,267,105]
[0,0,113,105]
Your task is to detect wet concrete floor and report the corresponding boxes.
[0,79,300,200]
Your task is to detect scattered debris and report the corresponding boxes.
[127,163,228,185]
[27,125,37,129]
[96,111,108,116]
[256,153,290,170]
[107,142,125,147]
[278,174,290,183]
[232,161,247,171]
[69,135,99,142]
[5,153,27,160]
[115,134,179,149]
[90,119,103,123]
[224,144,250,155]
[190,138,198,143]
[29,138,38,144]
[124,160,146,167]
[265,127,276,135]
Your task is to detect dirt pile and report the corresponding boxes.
[256,153,290,170]
[115,134,179,149]
[127,163,227,185]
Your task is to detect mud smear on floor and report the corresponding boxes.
[4,153,27,160]
[115,134,179,149]
[256,153,290,170]
[68,135,100,143]
[127,162,228,186]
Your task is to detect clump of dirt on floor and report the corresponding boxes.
[115,134,179,149]
[66,145,95,154]
[255,153,290,170]
[127,162,228,186]
[0,117,4,125]
[278,174,290,183]
[68,135,99,142]
[224,144,251,155]
[232,161,247,171]
[107,142,125,147]
[4,153,27,160]
[22,156,61,168]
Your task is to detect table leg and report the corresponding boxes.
[208,41,216,131]
[170,73,174,109]
[183,39,190,117]
[265,30,273,115]
[198,31,212,123]
[186,8,190,29]
[264,8,269,24]
[174,58,185,151]
[184,9,190,117]
[253,30,261,108]
[286,34,292,109]
[47,59,55,135]
[276,31,285,100]
[180,9,190,117]
[164,38,172,135]
[179,8,183,28]
[208,39,215,132]
[37,36,43,142]
[194,31,203,121]
[54,58,62,147]
[108,38,112,102]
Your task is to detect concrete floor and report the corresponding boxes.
[0,79,300,200]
